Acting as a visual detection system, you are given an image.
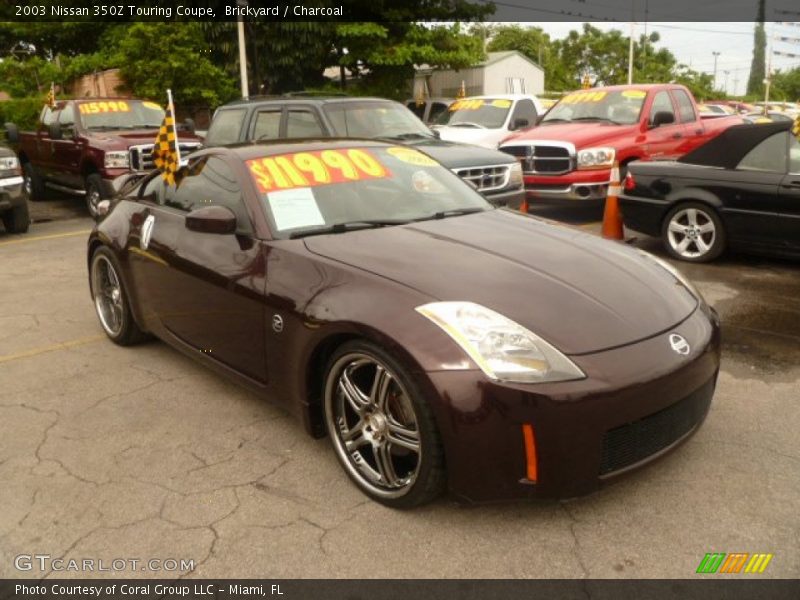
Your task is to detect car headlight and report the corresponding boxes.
[508,161,523,188]
[416,301,585,383]
[577,147,615,170]
[104,151,130,169]
[636,249,705,303]
[0,155,20,172]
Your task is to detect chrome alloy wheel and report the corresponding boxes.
[324,353,422,499]
[86,186,101,218]
[23,173,32,196]
[91,254,125,337]
[666,207,716,259]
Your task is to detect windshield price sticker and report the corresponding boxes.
[621,90,647,99]
[247,149,390,194]
[491,99,512,108]
[78,101,131,114]
[450,99,485,111]
[387,147,438,167]
[561,91,608,104]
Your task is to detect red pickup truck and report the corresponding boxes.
[5,98,201,217]
[499,84,740,203]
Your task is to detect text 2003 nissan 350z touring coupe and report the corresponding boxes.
[87,140,720,507]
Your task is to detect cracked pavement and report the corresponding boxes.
[0,213,798,579]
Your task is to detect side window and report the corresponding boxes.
[58,104,76,136]
[286,109,325,138]
[672,90,697,123]
[41,106,55,127]
[649,91,675,126]
[168,157,252,233]
[204,109,246,146]
[252,110,282,141]
[140,172,167,205]
[737,132,788,173]
[407,102,426,120]
[429,102,449,123]
[510,99,537,128]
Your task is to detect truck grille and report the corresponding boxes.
[452,165,511,193]
[599,378,714,476]
[500,144,573,175]
[129,143,202,172]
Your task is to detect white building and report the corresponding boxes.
[413,51,545,100]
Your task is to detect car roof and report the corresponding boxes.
[455,94,538,100]
[219,96,398,108]
[206,138,397,160]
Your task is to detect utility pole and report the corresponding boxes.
[237,0,249,99]
[712,51,721,89]
[628,21,635,84]
[723,70,730,95]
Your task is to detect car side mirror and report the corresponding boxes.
[49,122,63,140]
[650,111,675,128]
[182,118,196,135]
[431,128,441,139]
[511,118,529,131]
[4,122,19,144]
[185,205,237,234]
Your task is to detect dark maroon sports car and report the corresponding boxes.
[88,139,720,507]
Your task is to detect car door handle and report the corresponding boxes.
[781,181,800,189]
[694,129,703,135]
[672,133,683,139]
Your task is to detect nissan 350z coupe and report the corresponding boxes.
[87,139,720,507]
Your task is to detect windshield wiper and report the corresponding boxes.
[416,207,488,221]
[448,122,488,129]
[289,218,410,239]
[382,132,435,141]
[570,117,623,124]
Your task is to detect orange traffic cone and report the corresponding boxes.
[602,162,624,240]
[519,196,529,214]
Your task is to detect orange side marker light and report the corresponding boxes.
[522,424,538,482]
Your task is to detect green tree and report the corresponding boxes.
[673,66,718,101]
[747,0,767,96]
[770,68,800,101]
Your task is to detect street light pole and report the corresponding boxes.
[237,0,249,99]
[712,51,720,90]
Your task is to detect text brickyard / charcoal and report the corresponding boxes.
[22,4,345,18]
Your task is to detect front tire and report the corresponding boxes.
[323,340,446,508]
[662,202,725,263]
[85,173,105,219]
[23,162,46,202]
[2,202,30,233]
[89,247,148,346]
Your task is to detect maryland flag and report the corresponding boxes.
[792,113,800,141]
[46,82,56,108]
[151,89,182,186]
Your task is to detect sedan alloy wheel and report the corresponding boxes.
[663,203,725,262]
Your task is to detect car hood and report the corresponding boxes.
[434,126,506,149]
[404,138,516,169]
[303,210,697,355]
[501,122,640,149]
[88,129,202,147]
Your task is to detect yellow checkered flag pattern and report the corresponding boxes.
[792,113,800,141]
[151,93,183,186]
[46,82,56,108]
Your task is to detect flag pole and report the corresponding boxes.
[167,88,181,165]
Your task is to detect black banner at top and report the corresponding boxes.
[2,0,800,22]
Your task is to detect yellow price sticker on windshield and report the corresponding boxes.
[561,91,607,104]
[247,148,390,194]
[621,90,647,99]
[142,101,162,110]
[491,99,512,108]
[78,101,131,114]
[450,99,485,111]
[387,147,438,167]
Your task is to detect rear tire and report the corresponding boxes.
[2,201,30,233]
[23,163,46,202]
[662,202,726,263]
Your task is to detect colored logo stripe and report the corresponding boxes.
[697,553,726,573]
[697,553,773,574]
[744,554,773,574]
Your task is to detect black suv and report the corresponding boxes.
[203,96,524,208]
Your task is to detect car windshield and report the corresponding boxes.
[542,89,646,125]
[323,101,434,140]
[245,145,491,238]
[433,98,512,128]
[78,100,165,130]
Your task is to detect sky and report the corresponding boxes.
[526,21,800,96]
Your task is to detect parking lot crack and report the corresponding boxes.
[560,501,591,584]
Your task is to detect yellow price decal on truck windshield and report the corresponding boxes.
[247,149,390,194]
[78,101,131,114]
[621,90,647,99]
[491,99,512,108]
[450,99,485,111]
[387,147,438,167]
[561,91,607,104]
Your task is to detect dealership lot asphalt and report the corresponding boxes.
[0,200,798,579]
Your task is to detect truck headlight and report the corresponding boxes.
[508,161,523,188]
[577,147,615,170]
[0,156,20,172]
[104,151,130,169]
[416,301,585,383]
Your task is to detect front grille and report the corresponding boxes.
[599,378,714,476]
[452,165,511,193]
[129,143,202,172]
[500,144,573,175]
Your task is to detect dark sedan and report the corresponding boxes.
[88,140,720,507]
[620,121,800,262]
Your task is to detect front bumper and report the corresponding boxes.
[523,169,611,202]
[0,175,26,212]
[483,186,525,210]
[423,304,720,503]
